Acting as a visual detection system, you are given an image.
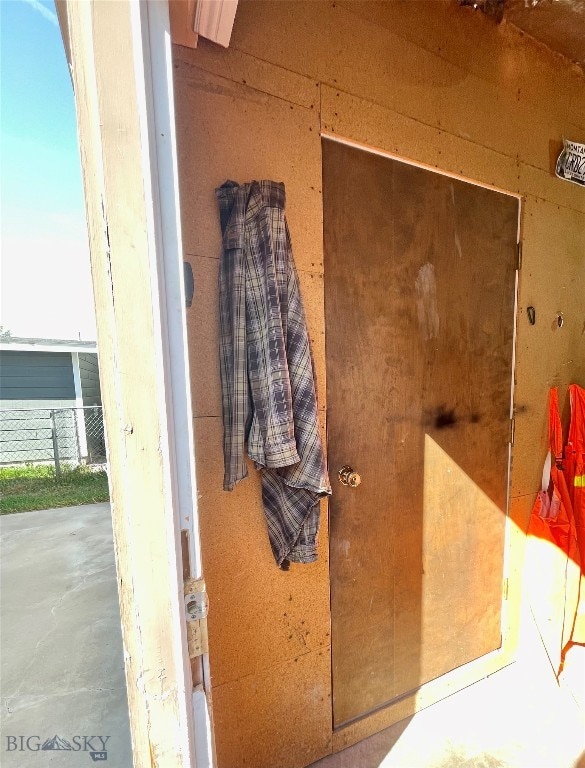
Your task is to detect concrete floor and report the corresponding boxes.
[1,504,132,767]
[311,605,585,768]
[2,503,584,768]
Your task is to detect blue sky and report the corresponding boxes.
[1,0,96,339]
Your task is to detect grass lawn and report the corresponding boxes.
[0,464,110,514]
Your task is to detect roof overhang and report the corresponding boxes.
[0,338,98,354]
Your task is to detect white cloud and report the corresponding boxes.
[21,0,58,28]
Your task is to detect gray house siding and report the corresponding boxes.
[0,351,75,401]
[78,352,102,405]
[77,352,105,462]
[0,351,78,464]
[0,344,105,465]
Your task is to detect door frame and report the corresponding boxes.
[58,1,214,765]
[321,132,523,752]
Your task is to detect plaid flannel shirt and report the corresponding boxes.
[217,180,331,569]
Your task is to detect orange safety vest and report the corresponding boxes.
[524,387,583,675]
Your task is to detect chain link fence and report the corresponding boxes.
[0,406,106,474]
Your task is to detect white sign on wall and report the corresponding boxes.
[555,139,585,187]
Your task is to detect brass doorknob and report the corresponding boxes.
[338,465,361,487]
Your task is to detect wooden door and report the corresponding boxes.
[323,139,519,728]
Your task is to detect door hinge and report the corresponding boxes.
[509,417,515,446]
[516,242,522,271]
[503,577,509,601]
[184,578,208,659]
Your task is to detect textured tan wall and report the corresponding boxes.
[173,3,585,766]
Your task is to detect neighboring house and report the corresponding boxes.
[0,336,103,464]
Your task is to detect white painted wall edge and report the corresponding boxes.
[143,0,202,577]
[140,1,214,765]
[128,4,198,764]
[71,351,89,458]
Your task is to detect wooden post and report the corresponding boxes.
[62,2,200,765]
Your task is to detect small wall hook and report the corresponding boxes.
[183,261,194,308]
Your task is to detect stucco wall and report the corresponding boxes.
[173,3,585,766]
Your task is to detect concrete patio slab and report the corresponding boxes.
[1,503,132,767]
[3,502,584,768]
